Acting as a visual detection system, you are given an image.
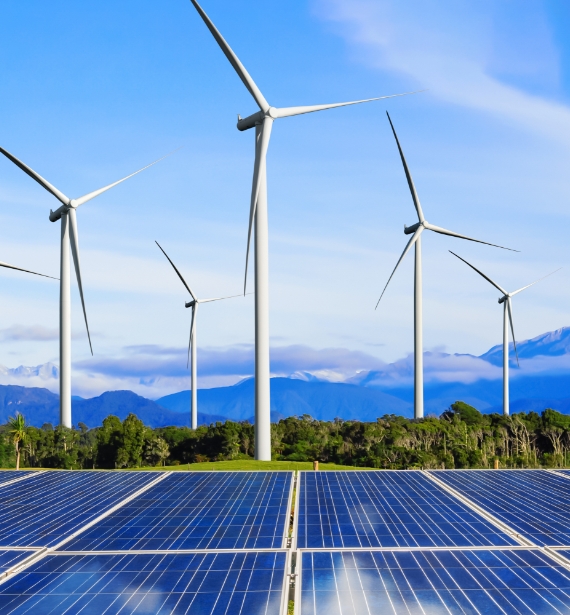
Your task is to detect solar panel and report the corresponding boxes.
[296,471,517,549]
[300,548,570,615]
[0,471,34,487]
[0,551,38,574]
[431,469,570,546]
[61,471,293,552]
[0,550,288,615]
[0,471,159,547]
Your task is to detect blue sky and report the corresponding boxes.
[0,0,569,398]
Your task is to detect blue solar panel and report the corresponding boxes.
[297,471,517,549]
[431,469,570,546]
[0,550,287,615]
[0,471,34,487]
[300,549,570,615]
[0,471,158,547]
[0,551,38,574]
[61,471,292,551]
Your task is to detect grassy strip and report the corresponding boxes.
[127,460,363,471]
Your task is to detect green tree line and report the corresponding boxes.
[3,402,570,469]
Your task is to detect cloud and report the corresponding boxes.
[316,0,570,145]
[0,325,59,342]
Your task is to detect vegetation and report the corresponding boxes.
[3,402,570,470]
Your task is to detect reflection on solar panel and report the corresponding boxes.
[297,471,516,549]
[0,471,158,547]
[431,470,570,546]
[62,471,292,551]
[0,471,33,487]
[0,551,287,615]
[0,551,37,574]
[300,549,570,615]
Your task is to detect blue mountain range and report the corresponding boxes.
[1,327,570,428]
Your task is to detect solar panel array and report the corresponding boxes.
[3,468,570,614]
[0,470,292,615]
[429,469,570,546]
[297,471,517,549]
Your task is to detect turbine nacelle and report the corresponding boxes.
[185,300,196,309]
[404,221,422,235]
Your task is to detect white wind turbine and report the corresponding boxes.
[376,112,516,419]
[0,146,168,428]
[450,251,560,416]
[190,0,415,459]
[156,241,244,429]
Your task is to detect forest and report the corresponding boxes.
[2,402,570,470]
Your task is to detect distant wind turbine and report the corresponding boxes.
[156,241,245,429]
[376,112,516,419]
[189,0,416,459]
[0,146,170,428]
[450,250,560,416]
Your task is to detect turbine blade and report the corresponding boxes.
[189,0,270,112]
[274,91,421,119]
[510,267,562,297]
[187,306,195,369]
[68,209,93,355]
[426,222,518,252]
[244,118,273,294]
[200,293,245,303]
[448,251,508,295]
[155,241,197,301]
[0,146,70,205]
[73,151,175,208]
[386,112,425,223]
[0,261,58,280]
[507,298,519,367]
[376,226,423,309]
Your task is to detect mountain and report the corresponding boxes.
[156,377,413,421]
[0,387,226,429]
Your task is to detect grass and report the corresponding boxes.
[129,460,364,471]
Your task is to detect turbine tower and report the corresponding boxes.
[156,241,244,429]
[376,113,515,419]
[450,251,559,416]
[0,146,167,428]
[189,0,414,459]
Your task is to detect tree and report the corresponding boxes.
[7,412,28,470]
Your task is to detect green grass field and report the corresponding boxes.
[129,460,363,471]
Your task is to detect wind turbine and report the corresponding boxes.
[450,251,560,416]
[190,0,415,459]
[376,112,516,419]
[0,146,168,428]
[156,241,244,429]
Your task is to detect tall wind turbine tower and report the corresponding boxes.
[189,0,414,459]
[156,241,244,429]
[376,113,515,419]
[450,251,559,416]
[0,147,167,427]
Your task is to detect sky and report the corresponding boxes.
[0,0,569,398]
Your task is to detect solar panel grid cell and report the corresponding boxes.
[0,471,158,547]
[300,549,570,615]
[61,471,292,552]
[0,550,288,614]
[297,471,517,549]
[431,469,570,546]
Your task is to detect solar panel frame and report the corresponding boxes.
[296,471,518,549]
[0,549,291,615]
[60,471,293,552]
[430,469,570,546]
[0,471,38,488]
[0,550,42,576]
[297,548,570,615]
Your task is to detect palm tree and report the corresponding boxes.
[8,412,28,470]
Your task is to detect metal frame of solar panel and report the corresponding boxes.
[0,470,294,615]
[295,470,518,549]
[429,469,570,546]
[0,470,37,488]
